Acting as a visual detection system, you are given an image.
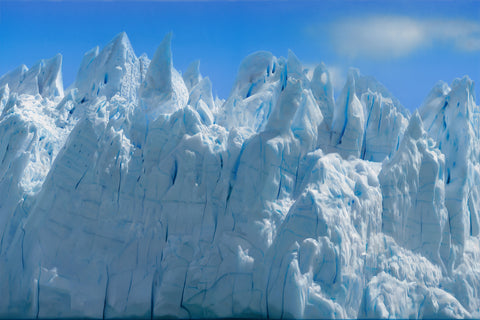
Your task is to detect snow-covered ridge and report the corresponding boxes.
[0,32,478,319]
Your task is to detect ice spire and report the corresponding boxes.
[141,32,173,100]
[75,31,139,101]
[37,53,64,98]
[139,33,188,116]
[311,63,335,127]
[330,69,365,158]
[183,60,202,92]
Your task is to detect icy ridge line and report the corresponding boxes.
[0,32,479,319]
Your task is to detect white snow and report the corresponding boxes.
[0,32,479,319]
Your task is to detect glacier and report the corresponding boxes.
[0,32,479,319]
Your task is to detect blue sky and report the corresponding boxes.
[0,0,479,111]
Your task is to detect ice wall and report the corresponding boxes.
[0,32,479,319]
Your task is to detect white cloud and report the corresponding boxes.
[330,16,480,59]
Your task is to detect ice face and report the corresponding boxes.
[379,112,448,269]
[0,32,479,319]
[420,77,480,253]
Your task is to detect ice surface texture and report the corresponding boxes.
[0,32,479,319]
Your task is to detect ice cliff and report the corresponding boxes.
[0,32,479,319]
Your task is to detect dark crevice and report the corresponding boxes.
[75,169,88,190]
[293,157,300,196]
[226,184,233,207]
[337,89,351,145]
[117,162,122,206]
[102,266,109,320]
[1,143,10,165]
[332,252,339,284]
[276,151,284,200]
[212,209,218,242]
[150,271,157,320]
[246,83,255,98]
[280,65,288,91]
[171,159,178,186]
[361,96,375,160]
[441,100,449,111]
[216,154,223,185]
[276,179,282,200]
[180,268,191,318]
[225,143,245,222]
[125,272,133,310]
[377,103,383,133]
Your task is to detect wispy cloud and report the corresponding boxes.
[330,16,480,59]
